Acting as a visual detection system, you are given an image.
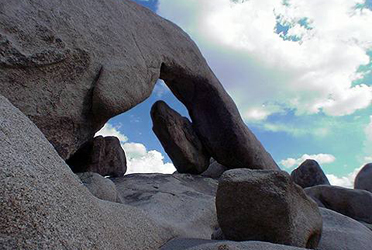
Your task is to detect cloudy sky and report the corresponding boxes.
[98,0,372,187]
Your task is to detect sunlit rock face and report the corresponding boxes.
[0,0,278,171]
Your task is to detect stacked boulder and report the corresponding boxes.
[355,163,372,193]
[291,159,330,188]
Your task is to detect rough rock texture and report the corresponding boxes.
[291,159,330,188]
[160,238,307,250]
[77,172,122,203]
[112,173,219,239]
[355,163,372,193]
[0,95,168,249]
[305,185,372,224]
[201,160,228,179]
[216,169,322,249]
[318,208,372,250]
[67,136,126,177]
[0,0,278,171]
[151,101,210,174]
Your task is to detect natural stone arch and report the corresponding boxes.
[0,0,278,170]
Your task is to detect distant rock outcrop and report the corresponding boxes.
[151,101,210,174]
[201,159,228,179]
[67,135,127,177]
[355,163,372,193]
[0,0,278,171]
[0,95,168,249]
[216,169,322,248]
[291,159,330,188]
[305,185,372,225]
[112,173,218,239]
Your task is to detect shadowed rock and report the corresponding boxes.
[67,136,126,177]
[0,95,168,249]
[355,163,372,193]
[201,159,228,179]
[305,185,372,224]
[151,101,210,174]
[216,169,322,249]
[0,0,278,171]
[291,159,330,188]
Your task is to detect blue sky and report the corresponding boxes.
[98,0,372,187]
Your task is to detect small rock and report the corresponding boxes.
[201,160,228,179]
[67,136,127,177]
[77,172,122,203]
[216,169,322,248]
[291,159,330,188]
[355,163,372,193]
[305,185,372,224]
[151,101,210,174]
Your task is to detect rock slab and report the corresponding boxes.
[67,135,127,177]
[216,169,322,249]
[112,173,219,239]
[291,159,330,188]
[0,95,168,249]
[305,185,372,224]
[355,163,372,193]
[151,101,210,174]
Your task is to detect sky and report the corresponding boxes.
[97,0,372,187]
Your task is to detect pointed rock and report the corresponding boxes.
[291,159,330,188]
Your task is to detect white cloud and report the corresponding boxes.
[158,0,372,121]
[280,153,336,169]
[326,166,362,188]
[95,123,176,174]
[96,123,128,143]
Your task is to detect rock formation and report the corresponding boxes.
[112,173,218,239]
[201,159,228,179]
[305,185,372,225]
[67,135,127,177]
[291,159,330,188]
[216,169,322,248]
[151,101,210,174]
[0,0,278,171]
[355,163,372,193]
[0,95,168,249]
[77,172,122,203]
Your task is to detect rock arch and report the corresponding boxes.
[0,0,278,170]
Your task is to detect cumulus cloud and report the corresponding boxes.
[280,153,336,169]
[326,166,362,188]
[95,123,176,174]
[158,0,372,121]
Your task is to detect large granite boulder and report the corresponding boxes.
[77,172,122,203]
[0,0,278,171]
[0,95,168,249]
[160,239,307,250]
[216,169,322,249]
[112,173,219,239]
[318,208,372,250]
[291,159,330,188]
[67,135,126,177]
[355,163,372,193]
[305,185,372,224]
[151,101,210,174]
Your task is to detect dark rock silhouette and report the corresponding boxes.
[216,169,322,249]
[355,163,372,193]
[151,101,210,174]
[201,159,228,179]
[291,159,330,188]
[67,136,126,177]
[0,0,278,171]
[305,185,372,225]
